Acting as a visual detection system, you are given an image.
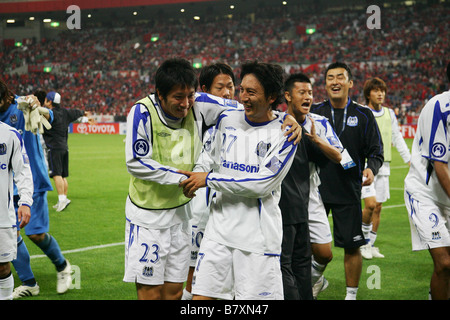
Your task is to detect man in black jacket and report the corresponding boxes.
[310,62,383,300]
[279,73,342,300]
[43,91,87,212]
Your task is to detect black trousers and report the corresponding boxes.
[280,222,313,300]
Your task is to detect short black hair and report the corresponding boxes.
[199,63,235,91]
[155,58,198,99]
[325,62,353,81]
[34,89,47,106]
[240,61,285,109]
[284,73,311,93]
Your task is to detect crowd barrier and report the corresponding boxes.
[69,122,418,139]
[70,122,126,135]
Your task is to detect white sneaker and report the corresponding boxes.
[312,275,329,299]
[371,246,385,258]
[57,261,72,294]
[56,198,71,212]
[361,243,373,259]
[12,284,40,299]
[53,202,59,209]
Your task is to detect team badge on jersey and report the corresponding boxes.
[431,142,446,158]
[0,143,6,155]
[133,139,149,156]
[142,266,154,277]
[9,114,18,124]
[255,141,271,157]
[347,116,358,127]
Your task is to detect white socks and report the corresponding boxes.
[345,286,358,300]
[311,256,327,285]
[0,273,14,300]
[181,288,193,300]
[362,222,372,244]
[58,194,67,202]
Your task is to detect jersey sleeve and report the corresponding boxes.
[320,116,344,151]
[67,108,84,123]
[194,92,242,127]
[389,108,411,163]
[419,97,450,164]
[364,110,384,175]
[125,103,187,185]
[205,129,297,198]
[193,126,220,173]
[10,129,34,207]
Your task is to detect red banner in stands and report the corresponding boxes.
[73,123,119,135]
[399,124,417,139]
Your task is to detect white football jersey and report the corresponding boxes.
[404,90,450,206]
[302,113,343,191]
[370,106,411,175]
[195,109,297,255]
[125,92,240,229]
[0,121,33,228]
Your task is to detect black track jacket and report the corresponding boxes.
[310,99,384,204]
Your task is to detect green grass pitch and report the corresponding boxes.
[13,133,431,300]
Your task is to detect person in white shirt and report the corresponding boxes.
[124,58,301,300]
[182,62,236,300]
[360,77,411,260]
[0,121,33,300]
[404,62,450,300]
[179,61,297,300]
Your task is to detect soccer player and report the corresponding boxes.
[280,73,343,300]
[0,121,33,300]
[182,62,236,300]
[179,61,297,300]
[0,80,73,298]
[43,91,87,212]
[360,78,411,260]
[310,62,384,300]
[404,62,450,300]
[123,58,301,300]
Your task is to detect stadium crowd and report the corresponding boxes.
[1,2,448,123]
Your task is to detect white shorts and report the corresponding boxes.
[361,175,390,203]
[192,237,284,300]
[123,220,191,285]
[190,225,205,267]
[404,190,450,251]
[308,189,332,244]
[0,227,17,263]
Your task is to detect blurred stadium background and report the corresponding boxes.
[1,0,449,135]
[1,0,448,301]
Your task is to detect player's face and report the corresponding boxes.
[205,74,235,99]
[369,88,385,110]
[286,82,313,118]
[325,67,353,101]
[158,85,196,119]
[239,74,274,123]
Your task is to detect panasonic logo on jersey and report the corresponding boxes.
[221,158,259,173]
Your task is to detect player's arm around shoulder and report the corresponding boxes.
[125,103,187,185]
